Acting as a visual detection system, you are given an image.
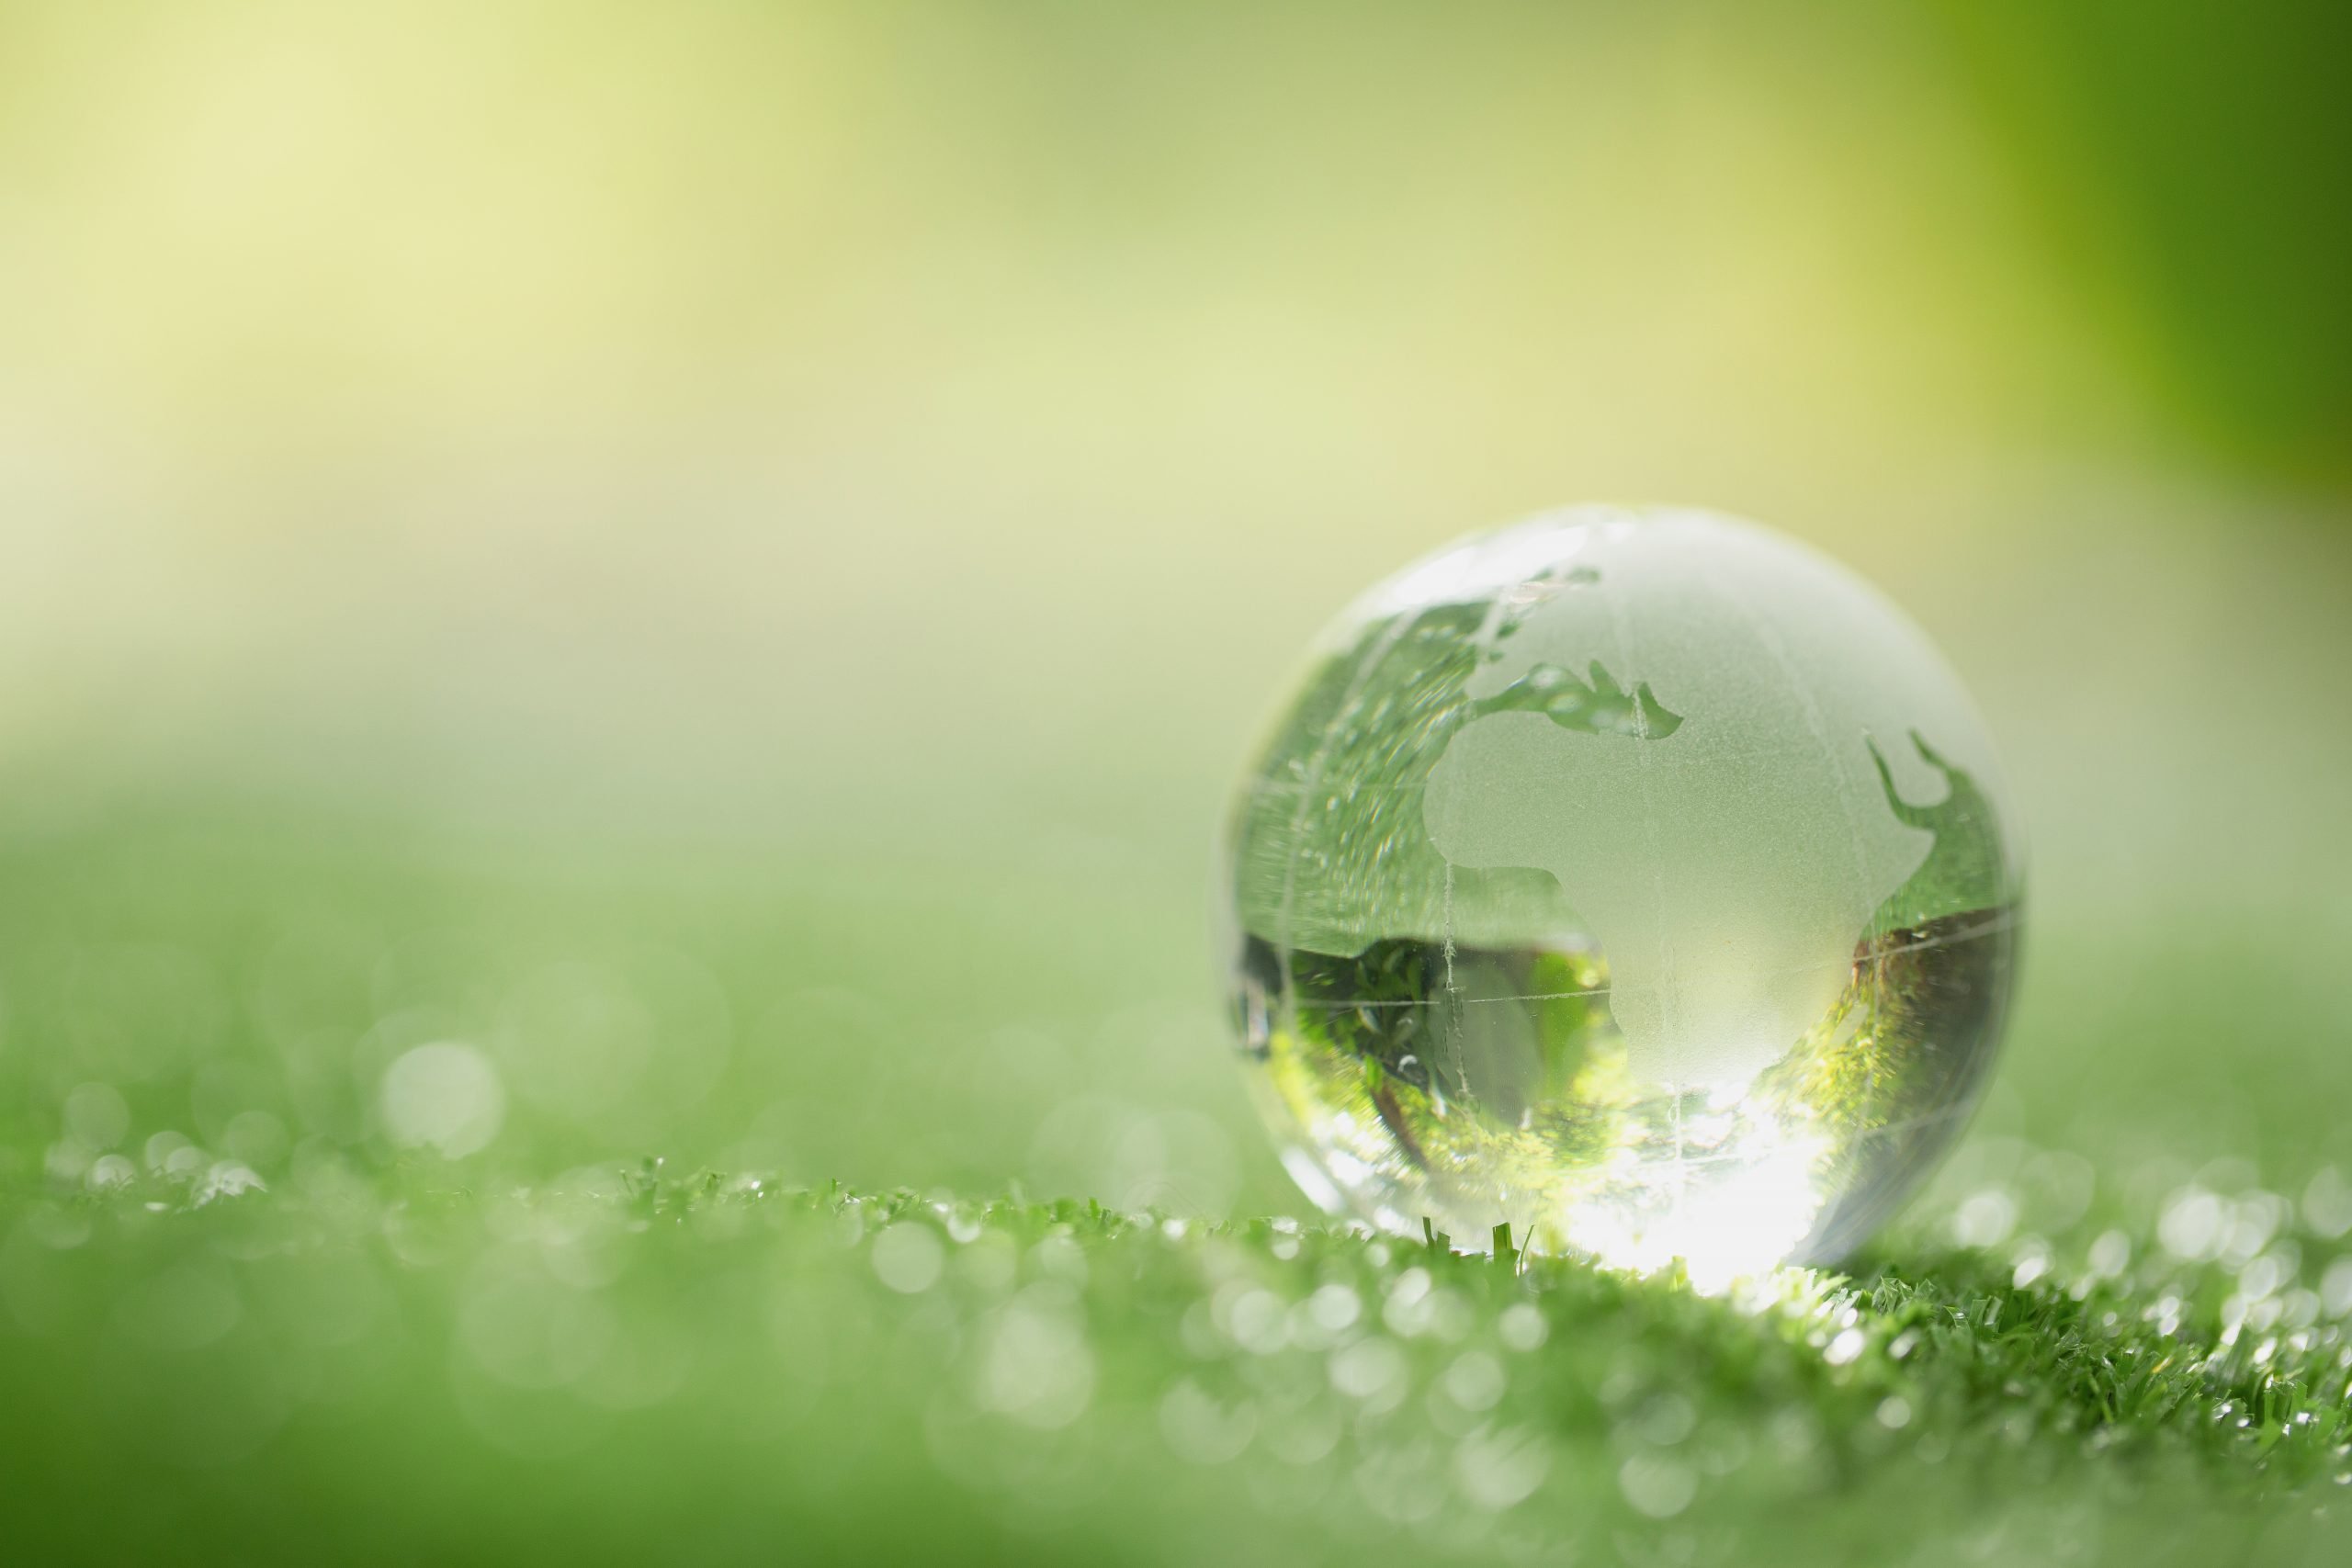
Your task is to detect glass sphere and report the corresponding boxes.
[1219,506,2019,1282]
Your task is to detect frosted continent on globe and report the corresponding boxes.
[1220,507,2018,1282]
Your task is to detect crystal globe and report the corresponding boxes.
[1218,506,2019,1282]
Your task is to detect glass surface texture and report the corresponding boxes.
[1220,507,2020,1282]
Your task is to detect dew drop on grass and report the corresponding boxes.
[873,1224,944,1294]
[1442,1350,1506,1413]
[1497,1301,1547,1351]
[1329,1337,1408,1409]
[1619,1453,1698,1519]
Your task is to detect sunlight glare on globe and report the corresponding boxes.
[1218,506,2020,1285]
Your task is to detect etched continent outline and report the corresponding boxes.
[1419,517,1962,1089]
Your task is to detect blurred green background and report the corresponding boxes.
[5,0,2350,1206]
[4,0,2349,1224]
[0,9,2349,1550]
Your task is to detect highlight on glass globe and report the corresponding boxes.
[1219,505,2021,1285]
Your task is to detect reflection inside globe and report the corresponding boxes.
[1234,900,2014,1288]
[1220,507,2020,1282]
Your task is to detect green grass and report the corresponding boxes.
[6,1158,2352,1565]
[5,804,2352,1564]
